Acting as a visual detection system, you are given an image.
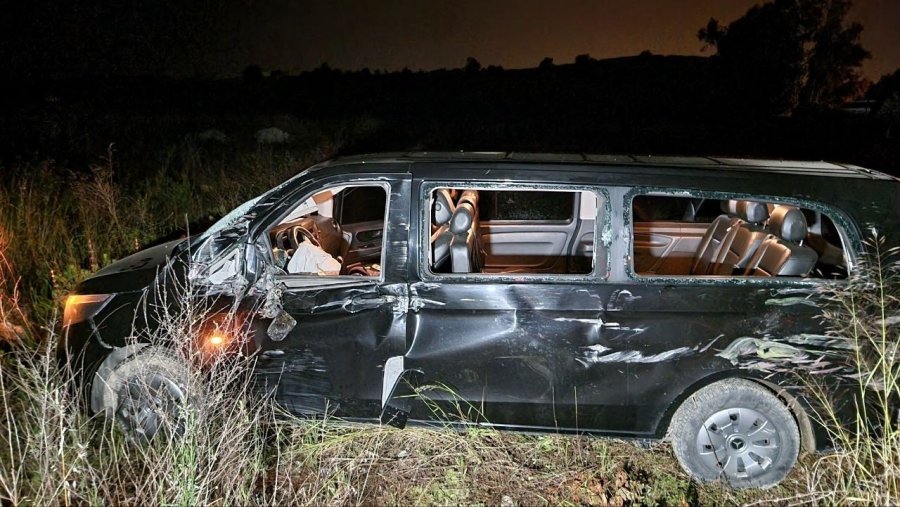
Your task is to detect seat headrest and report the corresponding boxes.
[449,203,475,235]
[768,206,808,242]
[458,189,479,207]
[433,189,455,226]
[722,199,740,215]
[721,199,768,223]
[738,200,769,223]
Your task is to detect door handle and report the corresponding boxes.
[350,293,390,304]
[347,291,402,314]
[260,349,286,359]
[347,285,410,314]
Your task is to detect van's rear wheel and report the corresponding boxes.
[668,379,799,489]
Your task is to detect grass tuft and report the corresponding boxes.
[790,233,900,504]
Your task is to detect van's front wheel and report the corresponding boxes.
[668,379,800,489]
[96,347,195,444]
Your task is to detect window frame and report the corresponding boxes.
[624,186,861,285]
[335,185,389,225]
[259,180,392,287]
[419,181,610,283]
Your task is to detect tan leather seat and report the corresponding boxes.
[430,189,455,271]
[690,200,741,275]
[743,206,818,277]
[708,200,769,275]
[449,200,477,273]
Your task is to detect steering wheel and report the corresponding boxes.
[274,230,292,251]
[340,261,370,276]
[347,265,370,276]
[292,225,320,248]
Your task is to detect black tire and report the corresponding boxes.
[668,378,800,489]
[96,347,195,444]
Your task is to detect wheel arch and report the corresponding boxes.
[658,371,816,454]
[752,377,817,455]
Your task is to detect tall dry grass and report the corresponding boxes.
[0,244,706,505]
[0,136,335,323]
[796,234,900,504]
[0,128,346,505]
[0,292,699,505]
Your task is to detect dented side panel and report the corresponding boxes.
[255,282,409,417]
[402,278,831,436]
[406,281,630,430]
[397,169,847,439]
[605,283,827,435]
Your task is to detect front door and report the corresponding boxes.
[253,174,412,420]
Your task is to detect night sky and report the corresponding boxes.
[3,0,899,80]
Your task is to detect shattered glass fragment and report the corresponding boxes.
[267,310,296,342]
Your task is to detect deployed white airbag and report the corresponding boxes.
[286,242,342,275]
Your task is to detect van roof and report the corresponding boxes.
[323,151,897,181]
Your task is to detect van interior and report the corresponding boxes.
[428,188,598,275]
[632,195,847,278]
[268,186,847,280]
[269,185,387,277]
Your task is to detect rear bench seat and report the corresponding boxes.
[742,206,818,277]
[708,200,770,275]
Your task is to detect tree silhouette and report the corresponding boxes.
[868,69,900,103]
[799,0,870,107]
[241,64,263,85]
[870,69,900,138]
[464,57,482,74]
[700,0,869,114]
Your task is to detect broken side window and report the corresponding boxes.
[428,187,602,276]
[631,194,848,279]
[479,190,575,222]
[268,184,388,278]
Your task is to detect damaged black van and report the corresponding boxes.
[62,152,900,488]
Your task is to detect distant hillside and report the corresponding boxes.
[3,54,715,116]
[0,54,897,174]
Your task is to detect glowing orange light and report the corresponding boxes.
[207,334,227,347]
